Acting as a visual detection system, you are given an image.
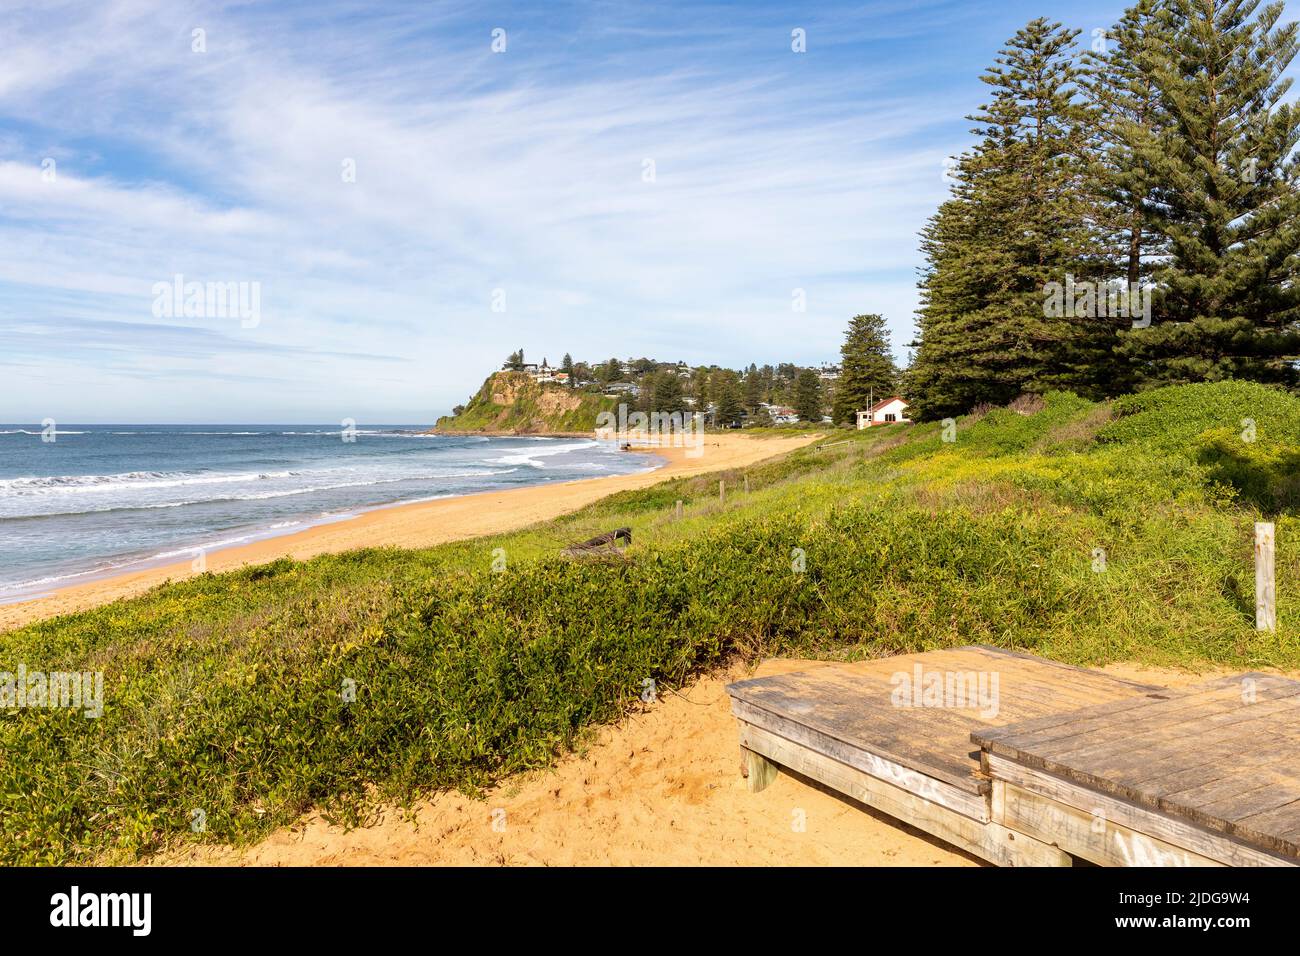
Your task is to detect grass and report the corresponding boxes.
[2,381,1299,864]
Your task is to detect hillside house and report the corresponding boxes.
[499,358,573,384]
[856,396,910,429]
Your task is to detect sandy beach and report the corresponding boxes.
[0,432,819,631]
[166,659,981,867]
[163,658,1248,868]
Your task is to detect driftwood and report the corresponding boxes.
[562,527,632,560]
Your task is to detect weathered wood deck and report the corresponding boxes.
[727,645,1165,866]
[974,674,1300,866]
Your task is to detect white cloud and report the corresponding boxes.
[0,0,970,421]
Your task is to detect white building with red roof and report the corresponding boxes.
[856,396,910,429]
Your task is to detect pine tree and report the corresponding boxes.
[758,364,775,404]
[831,314,898,423]
[742,366,763,413]
[1117,0,1300,386]
[635,372,655,413]
[793,369,823,421]
[1077,0,1174,394]
[906,195,985,419]
[1082,0,1171,289]
[561,352,574,387]
[652,371,688,416]
[714,373,744,426]
[908,20,1094,419]
[694,369,712,414]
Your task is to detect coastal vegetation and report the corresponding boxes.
[907,2,1300,418]
[3,380,1297,864]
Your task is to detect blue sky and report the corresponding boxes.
[0,0,1133,423]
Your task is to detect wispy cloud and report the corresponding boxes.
[0,0,1126,421]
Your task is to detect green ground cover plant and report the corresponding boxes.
[2,381,1297,864]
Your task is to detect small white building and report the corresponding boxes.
[856,396,910,429]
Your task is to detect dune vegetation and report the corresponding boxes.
[2,380,1298,864]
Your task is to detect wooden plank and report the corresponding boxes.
[1198,781,1300,823]
[731,685,990,797]
[728,646,1161,802]
[1029,682,1270,754]
[974,674,1300,857]
[1135,721,1300,797]
[1040,693,1300,778]
[985,755,1296,867]
[962,644,1165,693]
[972,689,1177,746]
[731,697,989,819]
[816,655,1149,714]
[1238,798,1300,840]
[1089,729,1300,807]
[975,677,1261,757]
[995,780,1225,867]
[739,722,1070,867]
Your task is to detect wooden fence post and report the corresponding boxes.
[719,480,726,504]
[744,475,750,494]
[675,499,683,520]
[1256,521,1276,632]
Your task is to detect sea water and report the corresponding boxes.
[0,425,656,602]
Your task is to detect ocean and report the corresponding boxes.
[0,425,658,603]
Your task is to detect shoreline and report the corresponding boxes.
[0,432,819,631]
[0,440,662,609]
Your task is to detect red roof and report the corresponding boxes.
[868,396,907,413]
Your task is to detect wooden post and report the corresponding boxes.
[742,747,778,793]
[743,475,750,494]
[675,499,683,520]
[719,480,725,504]
[1256,521,1276,632]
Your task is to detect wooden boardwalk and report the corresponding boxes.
[974,674,1300,866]
[729,647,1300,866]
[727,646,1164,866]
